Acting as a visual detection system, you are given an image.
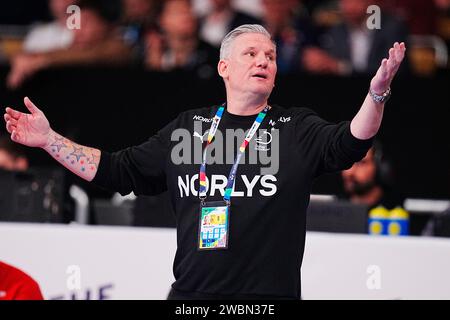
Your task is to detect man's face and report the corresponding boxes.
[219,33,277,98]
[342,148,377,195]
[160,0,197,38]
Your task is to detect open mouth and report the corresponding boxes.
[252,74,268,79]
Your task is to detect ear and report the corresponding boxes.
[217,59,228,79]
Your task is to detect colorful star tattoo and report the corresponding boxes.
[50,136,68,152]
[70,146,87,162]
[88,153,99,169]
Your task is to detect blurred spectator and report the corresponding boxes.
[341,144,404,210]
[304,0,341,33]
[144,0,218,78]
[7,0,132,89]
[435,0,450,50]
[22,0,76,54]
[436,0,450,10]
[379,0,449,77]
[0,261,44,300]
[121,0,161,47]
[199,0,262,48]
[122,0,160,25]
[260,0,319,73]
[375,0,437,35]
[311,0,409,75]
[0,134,29,171]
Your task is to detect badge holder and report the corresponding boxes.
[198,200,230,250]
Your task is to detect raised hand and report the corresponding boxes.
[370,42,406,94]
[4,97,51,148]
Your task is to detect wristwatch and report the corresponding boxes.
[369,87,391,103]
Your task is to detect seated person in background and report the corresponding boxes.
[435,0,450,50]
[22,0,77,54]
[7,0,132,89]
[375,0,437,35]
[120,0,161,47]
[305,0,409,75]
[0,261,44,300]
[0,134,29,171]
[199,0,262,48]
[341,143,404,210]
[143,0,218,78]
[261,0,320,74]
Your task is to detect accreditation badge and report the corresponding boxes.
[198,201,230,250]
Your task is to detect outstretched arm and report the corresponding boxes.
[4,97,100,181]
[350,42,406,140]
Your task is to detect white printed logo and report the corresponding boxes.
[66,265,82,290]
[366,5,381,30]
[172,122,280,175]
[193,115,213,123]
[193,130,209,143]
[66,5,81,30]
[255,131,272,151]
[178,174,277,198]
[268,116,290,130]
[366,265,381,290]
[278,116,291,123]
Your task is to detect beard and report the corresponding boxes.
[346,179,376,196]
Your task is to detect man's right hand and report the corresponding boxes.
[4,97,51,148]
[4,97,100,181]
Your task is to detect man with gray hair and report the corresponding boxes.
[4,24,406,299]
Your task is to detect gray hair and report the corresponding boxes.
[219,24,274,60]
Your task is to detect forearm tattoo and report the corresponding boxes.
[44,131,100,181]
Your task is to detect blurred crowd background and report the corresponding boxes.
[1,0,450,79]
[0,0,449,233]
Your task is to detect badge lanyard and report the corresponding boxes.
[198,104,270,203]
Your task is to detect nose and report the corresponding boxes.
[255,52,268,68]
[343,166,356,178]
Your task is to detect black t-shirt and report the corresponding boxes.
[93,104,372,299]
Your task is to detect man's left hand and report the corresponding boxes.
[370,42,406,94]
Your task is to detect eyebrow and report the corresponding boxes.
[244,47,276,54]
